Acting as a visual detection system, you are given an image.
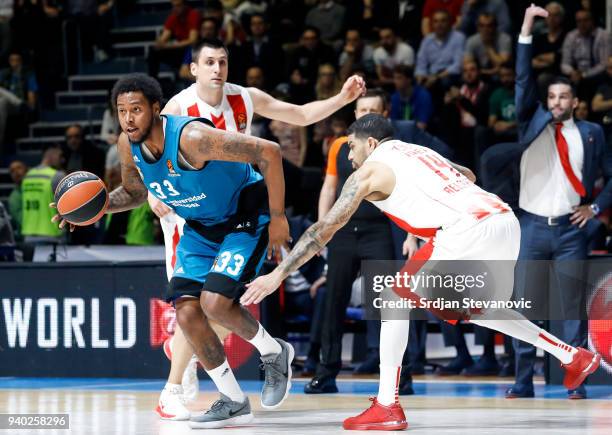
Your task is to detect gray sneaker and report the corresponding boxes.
[260,338,295,409]
[188,394,253,429]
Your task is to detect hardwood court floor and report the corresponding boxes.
[0,377,611,434]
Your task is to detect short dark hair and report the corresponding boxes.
[192,37,228,63]
[547,75,577,98]
[347,114,394,142]
[111,73,163,108]
[357,88,389,110]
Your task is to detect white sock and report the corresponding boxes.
[205,359,245,403]
[377,320,409,406]
[163,382,183,395]
[248,323,282,356]
[470,309,577,364]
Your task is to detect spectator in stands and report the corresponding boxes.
[591,56,612,143]
[421,0,463,36]
[202,0,246,46]
[561,9,610,101]
[0,0,13,61]
[287,26,336,101]
[488,63,517,139]
[532,2,566,92]
[305,0,346,43]
[389,65,433,130]
[269,115,308,169]
[464,13,512,80]
[233,0,267,28]
[415,9,465,91]
[63,124,106,178]
[458,0,511,37]
[179,17,220,82]
[65,0,114,64]
[574,100,590,121]
[372,0,423,49]
[373,27,415,87]
[442,59,491,167]
[0,51,38,148]
[246,67,272,137]
[338,28,374,82]
[315,63,342,101]
[240,13,285,89]
[148,0,201,78]
[8,160,27,240]
[21,145,65,245]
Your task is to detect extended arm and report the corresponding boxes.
[107,133,149,213]
[249,75,366,126]
[516,5,549,124]
[241,167,375,305]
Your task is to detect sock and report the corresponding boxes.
[206,359,246,403]
[377,320,410,406]
[248,323,282,356]
[378,365,401,406]
[470,309,576,365]
[163,382,183,395]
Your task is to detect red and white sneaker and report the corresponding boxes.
[155,385,190,421]
[343,398,408,431]
[561,347,601,390]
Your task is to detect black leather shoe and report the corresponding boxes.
[505,386,535,398]
[398,371,414,395]
[304,376,338,394]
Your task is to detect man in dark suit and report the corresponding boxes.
[507,5,611,400]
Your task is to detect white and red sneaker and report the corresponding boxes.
[155,384,190,421]
[561,347,601,390]
[343,398,408,431]
[182,355,200,404]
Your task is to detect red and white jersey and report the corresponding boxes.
[366,140,511,237]
[168,82,254,134]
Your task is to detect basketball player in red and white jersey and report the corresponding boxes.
[242,114,601,431]
[153,37,366,419]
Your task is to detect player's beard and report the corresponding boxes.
[551,106,573,122]
[132,114,155,143]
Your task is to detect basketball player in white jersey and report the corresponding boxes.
[242,114,601,431]
[153,37,366,419]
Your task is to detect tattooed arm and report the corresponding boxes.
[180,121,289,260]
[240,166,377,305]
[107,133,148,213]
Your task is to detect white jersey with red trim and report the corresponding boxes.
[366,140,511,237]
[168,82,254,134]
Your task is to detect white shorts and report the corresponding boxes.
[160,212,186,282]
[384,212,521,319]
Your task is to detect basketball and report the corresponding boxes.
[54,171,108,226]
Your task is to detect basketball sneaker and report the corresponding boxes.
[189,394,253,429]
[561,347,601,390]
[155,384,190,421]
[182,355,199,403]
[260,338,294,409]
[343,398,408,431]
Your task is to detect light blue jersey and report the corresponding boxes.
[130,115,263,226]
[129,114,270,301]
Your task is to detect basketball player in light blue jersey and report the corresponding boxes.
[55,73,293,429]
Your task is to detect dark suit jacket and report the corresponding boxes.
[515,41,612,211]
[391,120,454,159]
